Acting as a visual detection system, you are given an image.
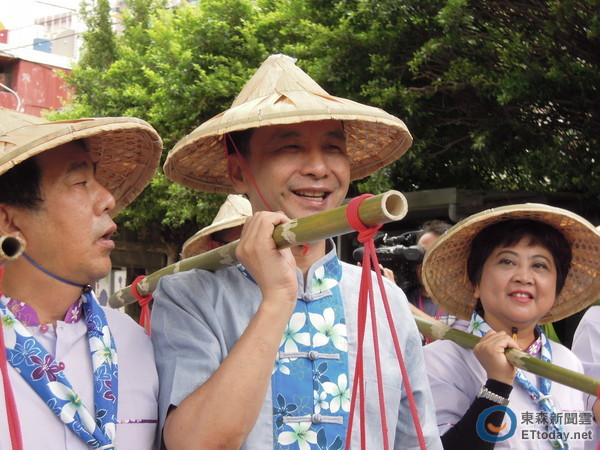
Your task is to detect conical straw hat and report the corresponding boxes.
[422,203,600,324]
[164,54,413,193]
[0,107,162,217]
[181,194,251,258]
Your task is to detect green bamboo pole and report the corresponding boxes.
[0,235,25,269]
[414,315,600,396]
[109,190,408,309]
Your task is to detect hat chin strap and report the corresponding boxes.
[22,253,90,292]
[225,133,310,255]
[225,133,273,212]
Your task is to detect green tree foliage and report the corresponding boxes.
[50,0,599,262]
[282,0,599,198]
[393,0,599,195]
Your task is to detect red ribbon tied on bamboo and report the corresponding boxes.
[344,194,427,450]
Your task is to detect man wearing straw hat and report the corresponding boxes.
[152,54,441,449]
[0,107,162,448]
[180,194,251,259]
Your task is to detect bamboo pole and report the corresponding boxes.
[414,315,600,396]
[109,190,408,309]
[0,235,25,268]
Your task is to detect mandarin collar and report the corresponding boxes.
[0,295,83,326]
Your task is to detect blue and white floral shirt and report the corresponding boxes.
[152,240,442,449]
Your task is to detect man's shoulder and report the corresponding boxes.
[162,265,239,281]
[157,265,245,292]
[102,305,148,338]
[153,265,257,315]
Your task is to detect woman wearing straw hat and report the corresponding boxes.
[0,107,162,449]
[421,204,600,449]
[151,54,442,449]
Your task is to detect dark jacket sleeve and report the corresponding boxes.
[441,379,513,450]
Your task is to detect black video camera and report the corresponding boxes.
[352,231,424,291]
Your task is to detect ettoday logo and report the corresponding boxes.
[476,406,595,445]
[476,406,517,442]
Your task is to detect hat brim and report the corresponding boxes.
[181,216,247,258]
[0,112,162,217]
[164,90,412,193]
[421,203,600,324]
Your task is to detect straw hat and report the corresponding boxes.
[164,54,413,193]
[181,194,251,258]
[0,107,162,216]
[421,203,600,324]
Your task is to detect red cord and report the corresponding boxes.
[130,276,153,336]
[0,315,24,450]
[0,268,24,448]
[224,134,273,213]
[224,134,311,255]
[344,194,427,450]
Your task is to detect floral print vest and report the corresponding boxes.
[241,250,349,449]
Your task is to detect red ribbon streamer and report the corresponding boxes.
[344,194,427,450]
[130,275,153,336]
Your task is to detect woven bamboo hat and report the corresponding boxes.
[422,203,600,324]
[0,107,162,217]
[164,54,413,193]
[181,194,251,258]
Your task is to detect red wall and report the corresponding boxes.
[0,59,71,117]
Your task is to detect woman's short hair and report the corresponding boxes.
[467,219,572,296]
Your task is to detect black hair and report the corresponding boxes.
[225,128,255,158]
[467,219,572,296]
[0,157,43,209]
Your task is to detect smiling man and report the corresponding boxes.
[0,107,162,449]
[152,54,442,449]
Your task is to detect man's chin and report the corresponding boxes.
[85,262,113,286]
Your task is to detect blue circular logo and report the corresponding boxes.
[476,405,517,442]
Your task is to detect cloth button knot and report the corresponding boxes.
[302,292,314,302]
[307,350,319,360]
[312,414,323,424]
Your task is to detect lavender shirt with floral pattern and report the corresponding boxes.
[0,294,159,449]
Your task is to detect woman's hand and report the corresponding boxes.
[473,330,521,385]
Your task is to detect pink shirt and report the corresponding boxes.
[0,295,158,449]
